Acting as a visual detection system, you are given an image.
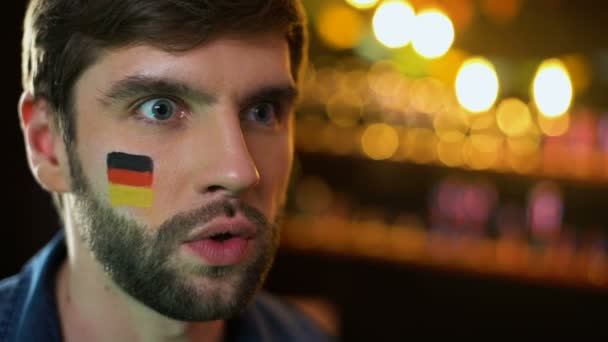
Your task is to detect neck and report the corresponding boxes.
[55,203,225,342]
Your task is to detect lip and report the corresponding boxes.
[181,215,257,266]
[184,215,257,242]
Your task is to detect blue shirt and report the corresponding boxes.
[0,232,335,342]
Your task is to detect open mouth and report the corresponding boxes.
[184,231,252,265]
[209,232,235,242]
[182,215,257,265]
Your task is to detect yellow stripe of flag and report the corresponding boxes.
[109,184,153,208]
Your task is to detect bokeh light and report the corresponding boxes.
[469,111,497,131]
[412,9,455,59]
[314,67,341,104]
[317,3,365,50]
[437,140,464,167]
[455,57,500,113]
[345,0,380,10]
[361,123,400,160]
[496,98,532,137]
[507,135,541,156]
[465,135,501,170]
[428,48,468,85]
[409,77,449,115]
[372,1,416,48]
[528,181,563,240]
[470,132,503,154]
[402,128,438,163]
[326,91,363,127]
[532,58,573,118]
[538,111,571,137]
[433,112,469,143]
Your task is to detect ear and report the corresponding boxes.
[19,92,71,193]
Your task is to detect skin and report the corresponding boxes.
[19,32,297,342]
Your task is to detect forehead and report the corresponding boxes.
[75,32,294,99]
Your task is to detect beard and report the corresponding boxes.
[65,147,281,321]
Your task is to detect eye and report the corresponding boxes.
[138,98,179,121]
[245,102,278,125]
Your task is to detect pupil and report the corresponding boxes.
[256,105,270,120]
[153,101,171,119]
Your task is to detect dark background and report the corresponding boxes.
[3,1,61,279]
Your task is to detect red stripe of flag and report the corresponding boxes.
[107,168,153,187]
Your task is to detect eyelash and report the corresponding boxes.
[129,96,289,128]
[242,100,285,124]
[130,96,189,127]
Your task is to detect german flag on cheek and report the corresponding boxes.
[107,152,154,208]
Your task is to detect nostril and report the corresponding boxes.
[206,185,224,193]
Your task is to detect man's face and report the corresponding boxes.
[65,32,296,321]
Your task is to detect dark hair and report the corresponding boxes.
[22,0,308,143]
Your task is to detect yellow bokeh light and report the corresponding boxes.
[433,112,469,143]
[538,112,570,137]
[313,68,340,104]
[507,136,540,156]
[402,128,437,163]
[437,140,464,167]
[372,1,416,48]
[322,125,360,155]
[463,138,499,170]
[412,9,455,59]
[455,57,500,113]
[361,123,400,160]
[345,0,380,10]
[409,77,448,115]
[532,59,573,118]
[507,151,540,174]
[470,111,496,131]
[470,132,503,154]
[340,70,369,100]
[428,48,468,85]
[368,60,405,98]
[317,3,365,50]
[496,98,532,137]
[326,91,363,127]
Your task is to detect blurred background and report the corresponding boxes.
[4,0,608,339]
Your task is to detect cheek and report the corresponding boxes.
[74,123,120,194]
[71,143,108,191]
[251,133,293,197]
[75,145,163,215]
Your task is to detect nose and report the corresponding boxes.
[195,108,260,196]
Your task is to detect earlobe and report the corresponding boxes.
[19,92,71,193]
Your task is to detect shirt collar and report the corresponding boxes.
[12,231,65,342]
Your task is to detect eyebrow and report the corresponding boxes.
[98,75,298,109]
[98,75,215,107]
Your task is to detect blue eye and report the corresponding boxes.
[246,102,277,125]
[139,98,178,121]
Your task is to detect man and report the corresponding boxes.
[0,0,333,341]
